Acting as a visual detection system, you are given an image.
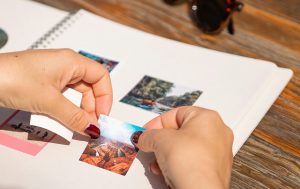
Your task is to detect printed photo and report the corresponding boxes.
[120,75,202,114]
[0,111,56,155]
[80,115,145,176]
[79,50,119,72]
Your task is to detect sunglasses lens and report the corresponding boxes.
[164,0,185,5]
[190,0,232,33]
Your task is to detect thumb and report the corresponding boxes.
[133,129,170,153]
[45,91,98,136]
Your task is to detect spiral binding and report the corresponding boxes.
[29,11,81,49]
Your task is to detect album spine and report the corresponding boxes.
[29,11,79,49]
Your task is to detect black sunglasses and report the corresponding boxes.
[0,28,8,49]
[164,0,244,35]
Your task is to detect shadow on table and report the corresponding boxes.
[136,151,168,189]
[0,108,89,146]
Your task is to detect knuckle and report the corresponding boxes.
[200,110,222,124]
[205,109,221,119]
[182,106,202,118]
[57,48,77,62]
[225,126,234,144]
[57,48,76,56]
[185,106,222,121]
[96,62,110,77]
[186,106,202,113]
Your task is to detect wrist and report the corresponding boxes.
[168,161,227,189]
[0,57,16,109]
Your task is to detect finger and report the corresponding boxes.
[144,106,192,130]
[136,129,174,152]
[69,82,98,119]
[81,89,97,119]
[93,79,113,117]
[75,54,113,116]
[68,81,91,94]
[149,160,162,175]
[138,106,205,152]
[46,90,98,135]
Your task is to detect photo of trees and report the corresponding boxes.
[120,75,202,114]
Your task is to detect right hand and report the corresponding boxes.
[134,106,234,189]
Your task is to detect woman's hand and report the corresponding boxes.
[0,49,112,136]
[133,106,233,189]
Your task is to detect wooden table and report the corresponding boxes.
[34,0,300,188]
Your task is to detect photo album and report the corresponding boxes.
[0,0,292,188]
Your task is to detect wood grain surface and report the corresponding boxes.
[33,0,300,188]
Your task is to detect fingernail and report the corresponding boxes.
[131,131,143,146]
[84,124,100,139]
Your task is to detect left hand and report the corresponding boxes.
[0,49,112,136]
